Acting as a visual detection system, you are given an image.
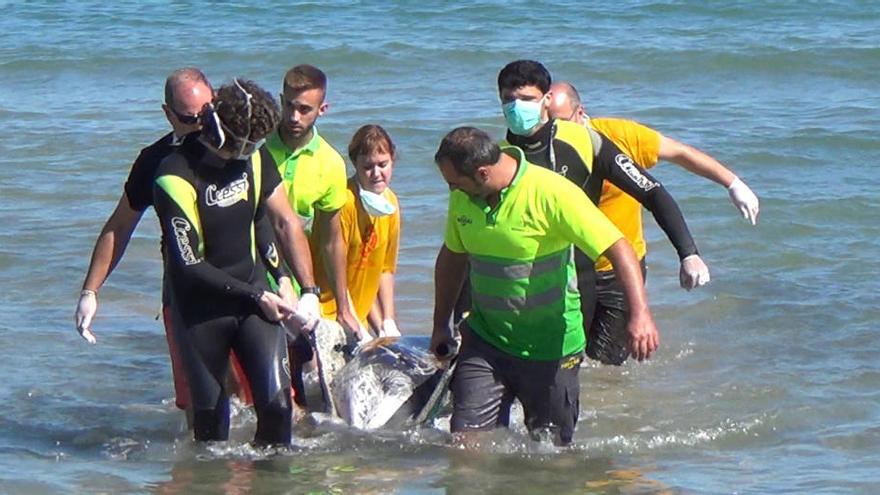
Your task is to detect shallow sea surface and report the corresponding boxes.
[1,1,878,493]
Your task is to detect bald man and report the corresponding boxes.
[548,81,759,365]
[73,68,298,419]
[549,81,759,224]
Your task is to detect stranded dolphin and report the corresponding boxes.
[307,321,456,430]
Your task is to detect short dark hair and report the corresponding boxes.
[164,67,211,108]
[348,124,396,163]
[283,64,327,95]
[434,127,501,177]
[213,79,280,149]
[497,60,551,94]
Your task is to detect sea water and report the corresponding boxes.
[1,1,878,493]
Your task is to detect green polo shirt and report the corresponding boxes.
[444,147,623,360]
[265,127,347,232]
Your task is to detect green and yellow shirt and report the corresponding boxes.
[265,127,347,233]
[444,147,622,360]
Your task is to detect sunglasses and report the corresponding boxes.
[171,107,200,125]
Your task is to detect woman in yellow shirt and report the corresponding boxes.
[311,125,402,338]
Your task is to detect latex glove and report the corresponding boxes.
[296,293,321,320]
[282,312,319,340]
[357,323,374,344]
[75,290,98,344]
[728,177,759,225]
[380,319,401,338]
[285,292,320,335]
[680,254,710,290]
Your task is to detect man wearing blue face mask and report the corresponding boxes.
[494,60,708,366]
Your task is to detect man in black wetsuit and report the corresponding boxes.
[74,68,310,422]
[494,60,709,365]
[153,79,313,445]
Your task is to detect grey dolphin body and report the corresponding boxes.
[311,328,454,430]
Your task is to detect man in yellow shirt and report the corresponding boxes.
[547,80,760,365]
[312,124,402,337]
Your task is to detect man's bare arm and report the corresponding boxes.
[431,245,468,357]
[81,193,144,292]
[75,193,144,343]
[658,135,759,224]
[315,208,362,339]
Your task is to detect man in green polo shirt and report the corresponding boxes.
[431,127,659,446]
[265,64,363,409]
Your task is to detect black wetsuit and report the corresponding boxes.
[126,132,286,275]
[504,119,699,363]
[125,132,288,410]
[153,139,291,444]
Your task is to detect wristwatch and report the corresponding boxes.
[301,286,321,296]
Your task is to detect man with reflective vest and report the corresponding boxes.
[431,127,659,447]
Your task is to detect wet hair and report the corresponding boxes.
[164,67,211,108]
[213,79,280,149]
[434,127,501,177]
[283,64,327,95]
[497,60,551,94]
[348,124,396,163]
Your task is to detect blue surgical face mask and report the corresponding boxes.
[502,98,543,136]
[358,185,396,217]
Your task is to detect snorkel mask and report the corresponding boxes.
[201,79,266,161]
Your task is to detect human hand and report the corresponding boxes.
[258,291,295,322]
[728,177,759,225]
[282,311,319,338]
[338,310,372,345]
[380,319,401,337]
[430,326,457,361]
[276,276,298,308]
[75,290,98,344]
[680,254,710,290]
[295,293,320,321]
[627,309,659,362]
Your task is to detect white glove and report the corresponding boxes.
[295,292,321,320]
[728,177,759,225]
[75,290,98,344]
[680,254,710,290]
[357,323,374,344]
[380,319,401,338]
[285,292,319,334]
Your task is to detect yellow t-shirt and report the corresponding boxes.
[590,118,662,272]
[312,179,401,323]
[265,128,347,234]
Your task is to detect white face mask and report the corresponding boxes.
[358,185,396,217]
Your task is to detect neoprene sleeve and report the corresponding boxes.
[588,134,698,260]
